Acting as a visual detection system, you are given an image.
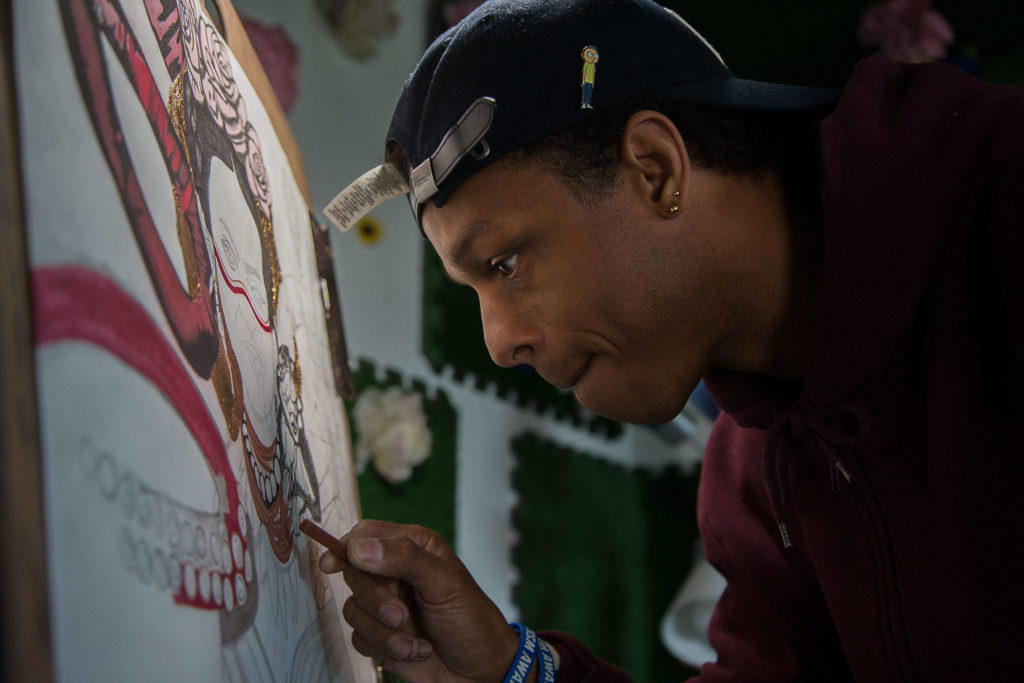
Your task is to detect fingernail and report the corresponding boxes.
[318,553,343,573]
[387,634,414,660]
[416,640,434,659]
[380,604,404,629]
[353,538,382,564]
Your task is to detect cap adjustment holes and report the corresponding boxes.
[470,139,490,161]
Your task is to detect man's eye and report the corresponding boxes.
[492,253,519,277]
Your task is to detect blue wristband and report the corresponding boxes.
[504,623,539,683]
[537,638,556,683]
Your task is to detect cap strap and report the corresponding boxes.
[409,96,495,206]
[322,163,408,233]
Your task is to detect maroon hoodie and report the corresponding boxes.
[697,56,1024,680]
[544,56,1024,681]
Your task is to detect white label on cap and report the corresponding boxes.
[409,157,439,206]
[322,164,409,233]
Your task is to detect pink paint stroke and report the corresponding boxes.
[32,264,246,610]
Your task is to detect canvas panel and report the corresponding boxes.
[15,1,372,680]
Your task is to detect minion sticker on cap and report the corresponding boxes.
[580,45,598,109]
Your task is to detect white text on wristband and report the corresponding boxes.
[538,639,556,683]
[505,623,539,683]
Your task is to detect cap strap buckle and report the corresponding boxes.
[409,96,495,207]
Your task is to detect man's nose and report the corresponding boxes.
[479,295,541,368]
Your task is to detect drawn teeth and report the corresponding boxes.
[195,526,208,558]
[96,453,119,501]
[184,565,197,599]
[273,457,282,485]
[168,557,182,593]
[223,576,234,612]
[118,528,135,571]
[138,541,155,585]
[168,513,181,549]
[231,533,243,571]
[234,573,247,604]
[151,500,166,539]
[212,573,223,605]
[181,521,194,558]
[120,472,139,519]
[209,531,221,569]
[268,475,278,501]
[244,551,253,583]
[138,494,155,530]
[220,541,231,572]
[198,569,211,602]
[154,549,168,591]
[237,506,247,537]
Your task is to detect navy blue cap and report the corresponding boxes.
[387,0,839,213]
[321,0,839,234]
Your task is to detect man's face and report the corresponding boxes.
[421,157,717,424]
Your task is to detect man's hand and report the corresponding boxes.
[319,519,523,682]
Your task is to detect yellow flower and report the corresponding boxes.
[354,214,383,246]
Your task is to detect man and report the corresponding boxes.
[321,0,1024,680]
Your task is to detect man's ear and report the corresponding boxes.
[618,110,690,217]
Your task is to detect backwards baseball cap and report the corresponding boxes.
[323,0,839,234]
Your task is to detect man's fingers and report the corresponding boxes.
[319,520,445,576]
[343,566,409,630]
[318,550,346,574]
[343,595,434,663]
[341,523,467,604]
[341,520,453,560]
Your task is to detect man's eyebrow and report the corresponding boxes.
[444,219,500,275]
[440,263,465,285]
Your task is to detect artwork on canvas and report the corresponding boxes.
[15,0,373,680]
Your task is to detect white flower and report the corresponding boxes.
[353,387,432,485]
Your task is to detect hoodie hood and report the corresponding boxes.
[704,55,1024,549]
[706,54,1024,426]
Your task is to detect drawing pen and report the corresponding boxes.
[299,519,347,559]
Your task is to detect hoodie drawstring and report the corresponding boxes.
[763,402,873,549]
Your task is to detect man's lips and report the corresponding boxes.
[537,355,594,390]
[568,354,593,388]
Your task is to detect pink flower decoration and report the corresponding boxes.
[857,0,954,63]
[240,16,301,113]
[178,0,205,104]
[198,19,249,154]
[243,123,272,218]
[443,0,486,28]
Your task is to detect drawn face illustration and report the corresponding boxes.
[27,1,362,680]
[582,46,599,64]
